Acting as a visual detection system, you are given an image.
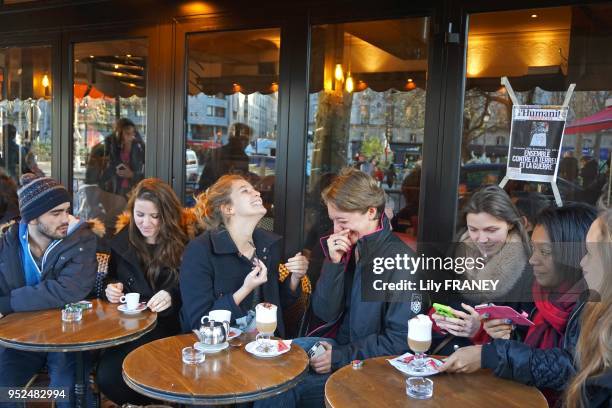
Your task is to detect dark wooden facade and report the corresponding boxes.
[0,0,606,256]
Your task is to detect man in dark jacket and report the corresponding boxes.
[256,168,427,408]
[0,174,99,408]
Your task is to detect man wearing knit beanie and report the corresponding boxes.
[0,174,102,407]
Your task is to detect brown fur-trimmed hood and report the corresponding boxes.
[0,216,105,238]
[114,207,200,240]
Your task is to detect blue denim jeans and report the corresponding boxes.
[0,347,92,408]
[253,337,338,408]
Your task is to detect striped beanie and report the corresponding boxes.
[18,174,70,223]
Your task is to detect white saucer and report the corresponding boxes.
[245,340,291,358]
[194,341,229,354]
[388,353,444,377]
[227,327,242,340]
[117,303,147,314]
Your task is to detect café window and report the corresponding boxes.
[458,5,612,231]
[72,39,148,232]
[304,18,430,260]
[185,28,280,231]
[0,45,52,193]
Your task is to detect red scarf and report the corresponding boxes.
[527,281,580,408]
[525,281,578,350]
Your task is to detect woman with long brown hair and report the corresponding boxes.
[97,178,197,405]
[565,209,611,408]
[180,174,308,335]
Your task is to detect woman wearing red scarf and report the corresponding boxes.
[439,203,597,407]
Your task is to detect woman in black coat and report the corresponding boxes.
[93,118,145,197]
[96,178,197,406]
[180,174,308,336]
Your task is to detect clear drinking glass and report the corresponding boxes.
[255,302,277,352]
[407,315,433,374]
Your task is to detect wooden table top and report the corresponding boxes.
[123,333,309,405]
[325,356,548,408]
[0,299,157,352]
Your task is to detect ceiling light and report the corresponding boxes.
[531,14,538,18]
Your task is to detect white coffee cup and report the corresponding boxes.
[201,309,231,325]
[120,293,140,310]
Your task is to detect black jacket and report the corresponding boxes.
[179,228,298,335]
[583,370,612,408]
[105,227,182,336]
[95,133,145,195]
[311,215,428,370]
[481,301,585,391]
[0,218,99,315]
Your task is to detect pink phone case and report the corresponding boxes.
[475,305,535,326]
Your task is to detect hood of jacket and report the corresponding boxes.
[0,216,105,239]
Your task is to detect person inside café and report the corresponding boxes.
[439,206,611,408]
[97,178,198,406]
[256,167,425,408]
[0,174,102,407]
[0,173,20,224]
[197,122,252,192]
[87,117,145,197]
[180,174,308,334]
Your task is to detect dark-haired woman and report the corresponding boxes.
[96,178,197,405]
[439,204,598,407]
[96,118,145,196]
[180,174,308,335]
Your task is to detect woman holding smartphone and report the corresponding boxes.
[97,117,145,197]
[439,204,598,407]
[97,178,197,405]
[432,185,533,340]
[180,174,308,335]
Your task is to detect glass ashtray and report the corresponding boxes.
[61,308,83,322]
[182,346,205,365]
[406,377,433,399]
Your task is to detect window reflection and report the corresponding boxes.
[459,5,612,228]
[0,46,52,190]
[185,28,280,230]
[72,39,147,232]
[304,18,430,258]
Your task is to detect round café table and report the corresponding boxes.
[0,299,157,408]
[325,356,548,408]
[123,333,309,405]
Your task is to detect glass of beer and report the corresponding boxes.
[407,314,432,374]
[255,302,277,352]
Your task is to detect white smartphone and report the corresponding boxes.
[307,341,326,360]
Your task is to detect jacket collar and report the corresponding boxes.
[320,213,393,261]
[210,227,281,256]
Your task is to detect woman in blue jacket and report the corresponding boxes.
[179,174,307,335]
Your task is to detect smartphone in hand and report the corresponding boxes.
[307,341,326,360]
[432,303,456,318]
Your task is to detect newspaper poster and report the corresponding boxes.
[505,105,569,183]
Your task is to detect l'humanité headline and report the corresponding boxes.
[372,279,500,292]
